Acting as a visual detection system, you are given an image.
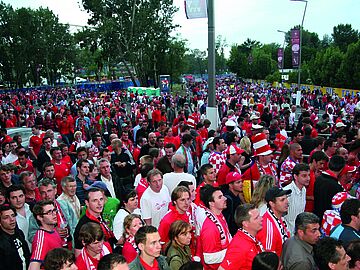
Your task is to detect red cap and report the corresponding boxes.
[339,165,356,177]
[226,172,242,184]
[225,145,244,155]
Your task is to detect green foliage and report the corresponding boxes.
[339,40,360,89]
[332,24,359,52]
[80,0,179,87]
[0,3,75,87]
[228,40,276,80]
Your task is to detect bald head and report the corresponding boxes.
[171,154,186,169]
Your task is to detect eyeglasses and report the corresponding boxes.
[41,208,58,216]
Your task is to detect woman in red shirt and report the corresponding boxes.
[122,214,143,263]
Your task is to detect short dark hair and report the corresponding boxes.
[140,163,154,178]
[328,155,346,172]
[294,212,319,234]
[292,163,310,176]
[310,150,329,163]
[6,185,25,200]
[212,136,222,149]
[76,158,90,169]
[324,138,336,151]
[164,143,176,152]
[314,136,326,148]
[44,248,76,270]
[291,130,302,139]
[0,204,16,217]
[177,181,193,190]
[42,162,54,172]
[201,185,221,209]
[314,237,344,270]
[251,252,279,270]
[50,147,61,156]
[234,203,256,228]
[98,254,127,270]
[134,225,158,246]
[200,163,213,176]
[33,200,55,225]
[120,189,137,205]
[179,261,203,270]
[84,187,104,201]
[340,199,360,224]
[347,240,360,269]
[42,135,52,143]
[77,146,87,154]
[181,134,193,144]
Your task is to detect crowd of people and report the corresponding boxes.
[0,79,360,270]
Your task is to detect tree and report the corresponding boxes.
[80,0,179,87]
[215,35,228,74]
[332,24,359,52]
[308,46,344,87]
[339,40,360,89]
[0,4,75,87]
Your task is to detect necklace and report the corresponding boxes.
[268,208,289,243]
[238,228,264,252]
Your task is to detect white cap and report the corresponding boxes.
[225,120,237,127]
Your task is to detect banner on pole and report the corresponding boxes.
[184,0,208,19]
[291,29,300,67]
[277,48,284,69]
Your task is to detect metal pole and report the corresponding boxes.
[207,0,215,107]
[297,1,307,92]
[206,0,218,130]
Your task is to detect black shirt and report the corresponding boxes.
[0,227,30,270]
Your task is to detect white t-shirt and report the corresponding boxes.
[113,208,142,240]
[140,186,171,228]
[163,172,196,196]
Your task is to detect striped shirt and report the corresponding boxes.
[31,229,62,263]
[284,181,306,236]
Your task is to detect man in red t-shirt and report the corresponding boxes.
[219,204,263,270]
[29,201,63,270]
[306,151,329,212]
[50,147,71,195]
[29,125,44,159]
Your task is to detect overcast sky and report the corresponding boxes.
[5,0,360,55]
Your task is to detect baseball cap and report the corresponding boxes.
[226,172,242,184]
[86,181,109,193]
[335,122,346,128]
[250,114,260,120]
[265,187,292,203]
[251,124,264,130]
[225,145,244,155]
[339,165,356,177]
[225,120,237,127]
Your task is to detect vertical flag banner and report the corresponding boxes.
[184,0,208,19]
[277,48,284,69]
[291,29,300,67]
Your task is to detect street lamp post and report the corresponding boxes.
[291,0,308,93]
[277,30,287,83]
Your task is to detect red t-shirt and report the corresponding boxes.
[31,229,63,263]
[122,240,138,263]
[52,161,71,194]
[139,255,159,270]
[29,134,43,156]
[75,242,112,270]
[305,169,316,212]
[220,230,262,270]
